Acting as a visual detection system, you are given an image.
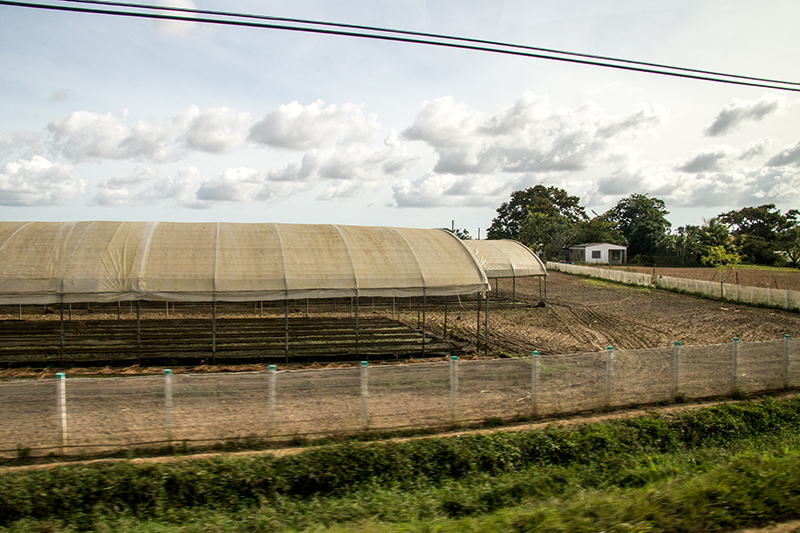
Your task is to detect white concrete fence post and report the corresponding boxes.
[732,337,740,394]
[164,369,173,442]
[450,355,459,423]
[531,351,540,417]
[784,335,791,389]
[605,346,614,407]
[673,341,681,401]
[56,372,67,453]
[360,361,369,429]
[267,365,277,435]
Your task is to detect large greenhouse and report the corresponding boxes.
[0,221,546,366]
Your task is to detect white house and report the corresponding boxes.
[561,243,627,264]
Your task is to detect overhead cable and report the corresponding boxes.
[58,0,800,89]
[1,0,799,92]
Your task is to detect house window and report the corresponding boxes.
[591,250,601,259]
[610,250,622,263]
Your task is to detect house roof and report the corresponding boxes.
[568,242,627,250]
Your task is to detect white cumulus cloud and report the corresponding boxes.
[249,100,381,150]
[0,156,83,206]
[402,93,666,176]
[48,106,252,163]
[704,94,786,137]
[184,107,253,154]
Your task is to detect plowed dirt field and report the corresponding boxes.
[465,271,800,356]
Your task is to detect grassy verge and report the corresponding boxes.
[2,397,800,532]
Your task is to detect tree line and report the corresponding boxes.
[485,185,800,268]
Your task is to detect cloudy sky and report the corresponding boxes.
[1,0,799,234]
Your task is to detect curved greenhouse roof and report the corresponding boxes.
[0,221,490,305]
[464,239,547,279]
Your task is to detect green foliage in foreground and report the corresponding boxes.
[2,397,800,532]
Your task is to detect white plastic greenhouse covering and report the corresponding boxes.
[0,221,490,305]
[464,239,547,278]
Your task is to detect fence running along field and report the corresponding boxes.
[1,336,797,458]
[547,262,800,311]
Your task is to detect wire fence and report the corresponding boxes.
[1,336,797,458]
[546,262,800,311]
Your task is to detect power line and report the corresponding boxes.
[2,0,799,93]
[59,0,800,89]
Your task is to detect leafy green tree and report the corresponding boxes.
[487,185,586,240]
[778,225,800,268]
[702,244,742,293]
[518,212,574,260]
[604,194,672,261]
[669,225,703,266]
[443,227,472,240]
[571,217,624,246]
[718,204,799,265]
[697,217,731,249]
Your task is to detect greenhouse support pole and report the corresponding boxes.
[360,361,369,428]
[443,296,448,339]
[513,276,516,308]
[450,356,459,422]
[421,293,426,357]
[484,291,490,353]
[605,346,614,407]
[531,351,539,417]
[476,293,481,350]
[673,341,682,400]
[784,335,791,389]
[284,299,289,362]
[56,373,67,453]
[59,302,65,365]
[117,301,121,320]
[136,300,141,365]
[18,304,22,320]
[732,337,740,393]
[354,296,359,357]
[164,369,173,442]
[212,300,217,363]
[68,303,71,321]
[267,365,276,435]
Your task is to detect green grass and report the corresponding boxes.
[734,264,800,272]
[3,397,800,532]
[581,277,652,292]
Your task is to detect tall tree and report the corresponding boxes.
[718,204,799,265]
[487,185,586,240]
[604,194,671,260]
[670,225,703,266]
[571,217,624,246]
[518,212,574,260]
